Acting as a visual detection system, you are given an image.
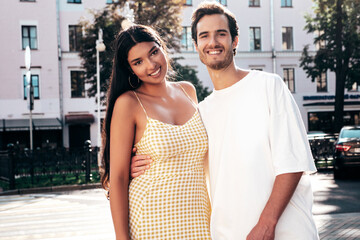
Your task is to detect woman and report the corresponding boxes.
[100,25,211,239]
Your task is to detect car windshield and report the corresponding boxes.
[340,129,360,139]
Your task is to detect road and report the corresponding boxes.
[0,171,359,239]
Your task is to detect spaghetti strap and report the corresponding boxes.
[177,83,198,109]
[132,91,148,118]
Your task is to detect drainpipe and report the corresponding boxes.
[56,0,65,147]
[270,0,276,73]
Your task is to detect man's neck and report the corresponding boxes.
[207,62,249,90]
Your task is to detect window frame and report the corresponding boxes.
[184,0,192,6]
[316,72,328,92]
[282,26,293,50]
[23,74,40,100]
[283,68,295,93]
[249,0,260,7]
[281,0,292,7]
[180,26,194,52]
[71,71,85,98]
[22,25,38,50]
[67,0,81,3]
[69,25,82,52]
[249,27,261,51]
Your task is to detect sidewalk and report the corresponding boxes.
[1,184,359,239]
[314,212,360,239]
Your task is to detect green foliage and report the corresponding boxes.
[300,0,360,131]
[78,0,184,100]
[300,0,360,87]
[171,57,211,102]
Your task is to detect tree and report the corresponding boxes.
[172,58,211,102]
[78,0,183,101]
[300,0,360,132]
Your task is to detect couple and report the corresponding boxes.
[101,2,319,240]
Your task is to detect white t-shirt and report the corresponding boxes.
[199,70,319,240]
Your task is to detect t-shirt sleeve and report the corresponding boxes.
[268,74,317,176]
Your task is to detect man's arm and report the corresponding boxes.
[246,172,303,240]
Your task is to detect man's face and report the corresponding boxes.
[195,14,237,70]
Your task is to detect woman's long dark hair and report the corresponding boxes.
[100,24,170,194]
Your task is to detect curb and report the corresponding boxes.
[0,183,102,196]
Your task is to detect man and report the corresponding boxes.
[131,2,319,239]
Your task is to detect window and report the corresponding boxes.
[282,27,293,50]
[216,0,227,5]
[316,72,327,92]
[283,68,295,92]
[23,75,39,99]
[69,25,82,52]
[281,0,292,7]
[184,0,192,5]
[71,71,85,98]
[181,26,194,52]
[249,0,260,7]
[22,26,37,50]
[67,0,81,3]
[249,27,261,51]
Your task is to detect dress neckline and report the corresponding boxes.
[134,110,199,147]
[147,110,198,127]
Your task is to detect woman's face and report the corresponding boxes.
[127,41,168,85]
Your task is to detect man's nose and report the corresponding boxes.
[208,35,218,47]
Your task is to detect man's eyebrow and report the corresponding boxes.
[217,29,228,33]
[130,46,157,63]
[198,29,229,36]
[198,31,208,37]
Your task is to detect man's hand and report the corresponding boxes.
[130,147,152,178]
[246,219,275,240]
[246,172,303,240]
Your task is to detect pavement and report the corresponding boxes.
[0,176,359,239]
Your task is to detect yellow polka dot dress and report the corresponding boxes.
[129,89,211,240]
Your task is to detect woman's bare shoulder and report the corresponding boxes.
[176,81,198,103]
[113,91,138,116]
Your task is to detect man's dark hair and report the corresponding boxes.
[191,1,239,55]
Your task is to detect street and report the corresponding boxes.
[0,171,359,240]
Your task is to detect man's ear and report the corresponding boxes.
[232,36,239,50]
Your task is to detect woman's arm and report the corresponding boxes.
[109,94,136,240]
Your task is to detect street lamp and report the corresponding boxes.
[96,29,105,166]
[118,2,135,29]
[25,46,34,150]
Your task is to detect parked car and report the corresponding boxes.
[333,126,360,179]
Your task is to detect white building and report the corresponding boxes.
[0,0,358,150]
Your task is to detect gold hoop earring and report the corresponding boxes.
[128,75,140,88]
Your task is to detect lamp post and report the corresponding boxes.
[96,29,105,165]
[120,2,135,29]
[25,46,34,150]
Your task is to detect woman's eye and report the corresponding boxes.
[134,60,142,66]
[151,49,158,55]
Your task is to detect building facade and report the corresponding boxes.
[0,0,359,150]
